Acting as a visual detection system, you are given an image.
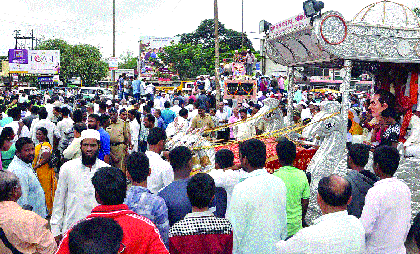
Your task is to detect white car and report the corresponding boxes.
[78,87,113,100]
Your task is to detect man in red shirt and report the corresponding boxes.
[56,167,168,254]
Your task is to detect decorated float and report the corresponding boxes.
[264,0,420,220]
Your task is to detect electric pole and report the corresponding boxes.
[241,0,244,48]
[13,30,21,49]
[214,0,221,105]
[112,0,116,97]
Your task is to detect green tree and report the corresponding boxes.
[119,51,137,70]
[37,39,108,86]
[159,43,214,80]
[180,19,254,52]
[414,7,420,17]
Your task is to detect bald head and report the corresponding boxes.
[0,171,20,202]
[318,174,352,207]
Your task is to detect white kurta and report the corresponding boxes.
[208,168,248,208]
[145,151,174,194]
[50,158,109,237]
[276,211,365,254]
[4,121,30,143]
[129,119,140,153]
[360,178,411,254]
[227,169,287,254]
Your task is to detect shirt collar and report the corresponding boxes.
[314,210,349,225]
[79,157,102,170]
[374,177,396,186]
[14,156,32,168]
[0,201,21,210]
[129,185,152,194]
[91,204,130,213]
[240,168,267,182]
[184,210,214,219]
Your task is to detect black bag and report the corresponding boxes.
[0,227,24,254]
[49,148,62,170]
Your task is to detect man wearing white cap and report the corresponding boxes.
[50,129,109,245]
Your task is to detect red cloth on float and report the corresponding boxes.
[215,138,317,172]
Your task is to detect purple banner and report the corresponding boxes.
[8,49,28,64]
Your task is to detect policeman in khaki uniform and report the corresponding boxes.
[106,108,131,173]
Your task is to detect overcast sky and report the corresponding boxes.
[0,0,418,59]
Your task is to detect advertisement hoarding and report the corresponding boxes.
[9,49,29,73]
[139,36,181,50]
[8,49,60,74]
[28,50,60,75]
[9,49,29,64]
[109,57,119,70]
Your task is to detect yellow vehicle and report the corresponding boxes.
[154,80,194,93]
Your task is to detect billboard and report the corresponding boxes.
[9,49,28,64]
[29,50,60,74]
[8,49,60,74]
[139,36,180,50]
[9,49,29,73]
[108,57,118,70]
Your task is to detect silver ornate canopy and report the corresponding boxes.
[266,1,420,67]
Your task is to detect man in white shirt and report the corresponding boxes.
[127,109,141,153]
[30,107,60,148]
[360,145,411,254]
[170,100,182,116]
[276,174,366,254]
[234,108,256,141]
[146,83,155,101]
[145,127,174,194]
[56,107,74,151]
[62,123,87,160]
[166,108,189,138]
[208,149,247,208]
[50,129,110,245]
[4,107,30,143]
[227,139,287,254]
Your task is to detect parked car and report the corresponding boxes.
[78,87,113,100]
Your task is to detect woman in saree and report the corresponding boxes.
[0,127,16,170]
[33,127,57,215]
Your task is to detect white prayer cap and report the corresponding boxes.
[81,129,101,141]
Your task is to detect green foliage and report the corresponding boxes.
[160,19,256,79]
[180,19,254,52]
[37,39,108,86]
[414,7,420,17]
[119,51,137,70]
[159,43,214,80]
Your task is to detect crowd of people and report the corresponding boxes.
[0,77,419,254]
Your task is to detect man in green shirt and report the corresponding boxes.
[273,137,310,237]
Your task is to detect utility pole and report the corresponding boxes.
[214,0,221,105]
[13,30,21,49]
[13,30,36,49]
[112,0,116,96]
[241,0,244,49]
[31,29,34,49]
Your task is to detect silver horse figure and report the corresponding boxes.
[301,101,348,223]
